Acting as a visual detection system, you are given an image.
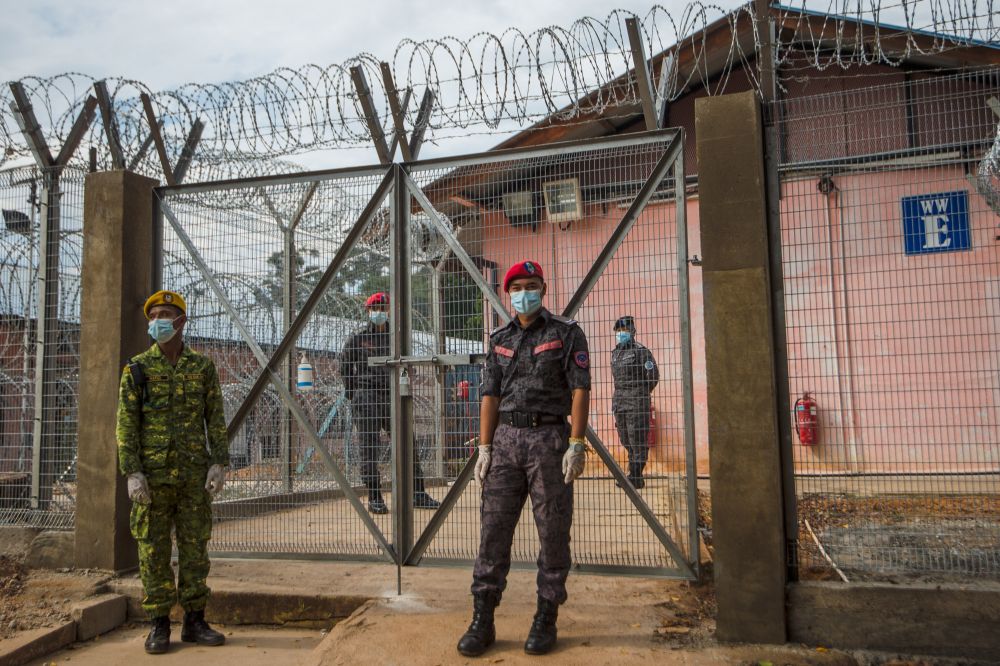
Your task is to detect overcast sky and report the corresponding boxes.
[0,0,966,166]
[0,0,751,89]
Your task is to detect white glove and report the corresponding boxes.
[205,464,226,496]
[127,472,151,504]
[474,445,492,485]
[562,441,587,485]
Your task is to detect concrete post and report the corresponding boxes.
[75,170,157,571]
[695,91,787,643]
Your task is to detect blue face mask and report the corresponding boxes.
[148,318,178,343]
[616,331,632,345]
[510,289,542,315]
[369,311,388,326]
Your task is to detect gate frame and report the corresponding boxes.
[153,128,698,579]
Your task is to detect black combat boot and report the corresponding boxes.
[181,609,225,646]
[628,463,645,489]
[457,591,500,657]
[523,596,559,655]
[144,615,170,654]
[368,488,388,514]
[413,475,441,509]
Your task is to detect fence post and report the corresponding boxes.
[75,170,157,571]
[695,90,787,643]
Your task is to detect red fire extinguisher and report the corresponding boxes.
[647,404,657,448]
[794,392,819,447]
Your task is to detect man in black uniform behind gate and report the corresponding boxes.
[340,291,440,514]
[611,315,659,489]
[457,260,591,657]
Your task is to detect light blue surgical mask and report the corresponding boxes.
[616,331,632,345]
[369,311,388,326]
[510,289,542,315]
[148,318,178,343]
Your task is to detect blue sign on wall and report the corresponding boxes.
[901,190,971,255]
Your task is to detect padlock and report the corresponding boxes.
[399,367,412,397]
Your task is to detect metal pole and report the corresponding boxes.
[762,91,798,581]
[431,266,445,480]
[282,227,296,492]
[674,145,699,573]
[390,164,414,576]
[755,0,776,103]
[30,169,61,510]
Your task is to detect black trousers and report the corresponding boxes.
[614,409,650,473]
[352,398,429,497]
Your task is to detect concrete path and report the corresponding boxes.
[23,559,860,666]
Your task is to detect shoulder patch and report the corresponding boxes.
[574,351,590,369]
[644,360,655,370]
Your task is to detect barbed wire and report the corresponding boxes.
[1,0,997,175]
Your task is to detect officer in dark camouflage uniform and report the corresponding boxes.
[116,290,229,654]
[457,261,591,658]
[611,315,659,489]
[340,291,440,514]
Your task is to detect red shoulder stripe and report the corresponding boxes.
[533,340,563,354]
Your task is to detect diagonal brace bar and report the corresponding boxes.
[351,66,391,164]
[8,82,55,167]
[562,131,682,318]
[404,172,511,324]
[140,93,175,186]
[228,169,395,437]
[55,96,98,167]
[160,200,396,561]
[380,62,413,162]
[93,80,126,169]
[585,425,695,576]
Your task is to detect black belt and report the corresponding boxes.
[499,412,566,428]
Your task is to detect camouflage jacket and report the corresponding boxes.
[116,343,230,483]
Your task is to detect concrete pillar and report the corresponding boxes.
[75,170,157,571]
[695,91,787,643]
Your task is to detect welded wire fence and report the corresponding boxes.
[156,131,697,575]
[773,67,1000,581]
[403,132,697,573]
[0,165,85,529]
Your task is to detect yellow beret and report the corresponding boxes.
[143,290,186,319]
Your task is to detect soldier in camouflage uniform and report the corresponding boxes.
[116,290,229,654]
[340,291,440,514]
[457,261,591,658]
[611,316,659,489]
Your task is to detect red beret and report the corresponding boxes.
[503,260,544,292]
[365,292,389,307]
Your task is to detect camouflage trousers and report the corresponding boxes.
[471,422,573,605]
[615,408,650,471]
[130,470,213,618]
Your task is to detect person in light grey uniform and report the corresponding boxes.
[611,315,658,489]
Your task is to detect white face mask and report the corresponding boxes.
[369,311,388,326]
[148,317,179,343]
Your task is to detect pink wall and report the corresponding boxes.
[476,195,709,475]
[782,167,1000,473]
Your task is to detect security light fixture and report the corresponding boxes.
[542,178,583,223]
[502,190,537,230]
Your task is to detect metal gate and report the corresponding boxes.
[154,129,697,578]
